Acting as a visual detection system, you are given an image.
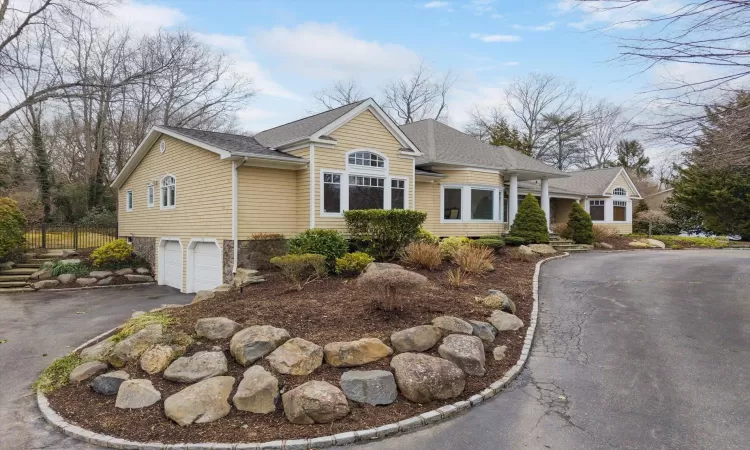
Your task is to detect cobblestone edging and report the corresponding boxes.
[37,253,570,450]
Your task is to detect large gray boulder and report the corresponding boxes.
[431,316,473,335]
[80,339,115,362]
[29,268,52,281]
[32,279,59,290]
[195,317,241,340]
[136,267,151,275]
[89,270,114,279]
[191,290,215,304]
[139,345,177,375]
[97,276,113,286]
[56,273,76,284]
[69,361,108,382]
[282,381,350,424]
[390,353,465,403]
[437,334,486,376]
[232,268,265,287]
[266,337,323,376]
[90,370,130,396]
[59,258,81,264]
[232,366,278,414]
[76,277,97,286]
[323,338,393,367]
[115,268,133,276]
[390,325,442,353]
[230,325,290,366]
[164,376,234,426]
[517,245,535,256]
[364,262,404,273]
[115,379,161,409]
[125,274,154,282]
[468,320,497,344]
[528,244,556,255]
[488,310,524,332]
[163,351,228,383]
[340,370,397,406]
[108,324,163,368]
[484,289,517,314]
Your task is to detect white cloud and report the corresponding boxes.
[512,22,557,32]
[254,23,421,78]
[422,1,452,10]
[466,0,496,15]
[556,0,684,30]
[503,61,520,66]
[470,33,521,43]
[106,1,186,33]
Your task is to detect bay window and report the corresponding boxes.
[471,189,494,220]
[442,185,501,222]
[589,200,605,221]
[613,200,627,221]
[443,188,462,220]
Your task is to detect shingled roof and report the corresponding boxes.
[517,167,639,197]
[159,126,305,161]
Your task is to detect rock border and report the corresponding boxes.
[37,253,570,450]
[34,282,157,293]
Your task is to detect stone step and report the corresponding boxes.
[0,275,30,282]
[564,248,592,253]
[26,258,51,265]
[0,287,35,293]
[15,263,41,269]
[1,268,37,275]
[0,281,29,288]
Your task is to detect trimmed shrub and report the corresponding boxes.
[288,229,348,270]
[438,236,471,259]
[479,234,502,240]
[50,261,90,277]
[90,239,132,269]
[0,197,27,262]
[335,252,374,275]
[358,267,428,310]
[473,238,504,250]
[250,232,285,240]
[452,244,495,274]
[270,253,327,290]
[509,194,549,243]
[504,236,527,246]
[344,209,427,261]
[402,241,442,270]
[568,202,594,244]
[415,227,439,244]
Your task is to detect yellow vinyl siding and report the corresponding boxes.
[237,166,299,237]
[315,110,415,231]
[608,171,634,196]
[415,170,506,237]
[597,223,633,234]
[290,147,311,231]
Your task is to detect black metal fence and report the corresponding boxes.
[25,223,118,250]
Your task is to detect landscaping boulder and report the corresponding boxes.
[115,379,161,409]
[629,241,650,249]
[0,261,15,270]
[517,245,535,256]
[29,268,51,281]
[266,337,323,376]
[596,242,614,249]
[164,351,228,383]
[61,250,78,258]
[32,280,59,290]
[390,353,465,403]
[136,267,150,275]
[89,270,114,279]
[191,290,215,304]
[59,258,81,264]
[230,325,291,366]
[232,268,265,287]
[488,310,524,332]
[528,244,556,255]
[41,260,55,269]
[124,274,154,282]
[76,277,97,286]
[97,276,113,286]
[323,338,393,367]
[340,370,397,405]
[80,339,115,362]
[108,324,163,368]
[91,370,130,396]
[486,289,517,314]
[164,376,234,426]
[645,238,666,249]
[437,334,486,376]
[431,316,473,335]
[56,274,76,284]
[69,361,108,382]
[282,381,350,424]
[493,345,507,361]
[214,284,232,292]
[195,317,241,340]
[390,325,442,353]
[364,262,404,273]
[140,345,177,374]
[115,268,133,276]
[232,366,278,414]
[468,320,497,344]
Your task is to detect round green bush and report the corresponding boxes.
[438,236,471,259]
[504,236,527,246]
[509,194,549,244]
[288,229,348,270]
[335,251,374,275]
[0,198,27,262]
[90,239,133,268]
[473,238,505,250]
[415,227,439,244]
[568,202,594,244]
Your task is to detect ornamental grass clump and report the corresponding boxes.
[402,241,442,270]
[592,224,617,242]
[445,267,472,289]
[509,194,549,244]
[270,253,327,290]
[358,267,428,311]
[568,202,594,244]
[452,244,495,274]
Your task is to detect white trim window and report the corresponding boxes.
[322,172,342,214]
[125,189,133,211]
[348,151,385,168]
[441,185,502,223]
[613,187,627,196]
[391,178,406,209]
[161,175,176,209]
[349,175,385,210]
[589,200,605,221]
[147,184,155,207]
[613,200,627,222]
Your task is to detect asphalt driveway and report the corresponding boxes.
[0,285,191,450]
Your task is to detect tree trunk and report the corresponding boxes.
[28,105,51,222]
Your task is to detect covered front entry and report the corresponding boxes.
[159,239,183,290]
[187,239,222,293]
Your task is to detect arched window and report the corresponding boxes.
[161,175,176,208]
[613,187,626,196]
[348,151,384,168]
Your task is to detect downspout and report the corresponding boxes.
[232,157,247,275]
[309,143,315,229]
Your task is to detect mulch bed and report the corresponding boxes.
[598,235,637,250]
[47,249,545,444]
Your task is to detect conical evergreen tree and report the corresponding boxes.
[509,194,549,243]
[568,202,593,244]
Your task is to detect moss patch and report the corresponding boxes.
[32,353,83,393]
[110,312,174,343]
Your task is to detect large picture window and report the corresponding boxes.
[349,175,384,210]
[613,200,627,222]
[161,176,176,208]
[391,179,405,209]
[589,200,605,221]
[443,188,462,220]
[323,173,341,213]
[471,189,494,220]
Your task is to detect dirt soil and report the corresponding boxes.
[598,235,637,250]
[48,249,546,444]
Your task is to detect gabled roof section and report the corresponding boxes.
[545,167,641,198]
[401,119,566,178]
[253,98,422,155]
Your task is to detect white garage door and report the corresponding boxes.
[192,242,222,292]
[162,241,182,290]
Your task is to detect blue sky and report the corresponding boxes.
[112,0,688,135]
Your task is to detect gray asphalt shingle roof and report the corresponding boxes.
[400,119,565,177]
[516,167,630,196]
[159,126,304,160]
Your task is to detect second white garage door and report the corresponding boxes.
[162,241,183,290]
[192,242,222,292]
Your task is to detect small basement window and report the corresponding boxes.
[589,200,605,221]
[613,200,627,222]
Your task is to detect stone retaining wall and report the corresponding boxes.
[222,239,288,283]
[132,237,155,269]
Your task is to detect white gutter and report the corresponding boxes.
[309,143,315,229]
[232,157,247,274]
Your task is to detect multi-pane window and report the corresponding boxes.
[147,184,154,207]
[126,190,133,211]
[323,173,341,213]
[349,175,384,210]
[443,188,462,220]
[613,187,627,196]
[471,189,494,220]
[161,176,176,208]
[391,179,405,209]
[613,200,627,222]
[589,200,605,221]
[348,151,384,168]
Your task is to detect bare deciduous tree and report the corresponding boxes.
[581,100,631,168]
[313,78,365,111]
[381,61,456,124]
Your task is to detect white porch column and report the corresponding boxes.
[541,178,550,229]
[509,173,519,227]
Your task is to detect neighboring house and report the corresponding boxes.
[644,188,674,211]
[112,98,640,293]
